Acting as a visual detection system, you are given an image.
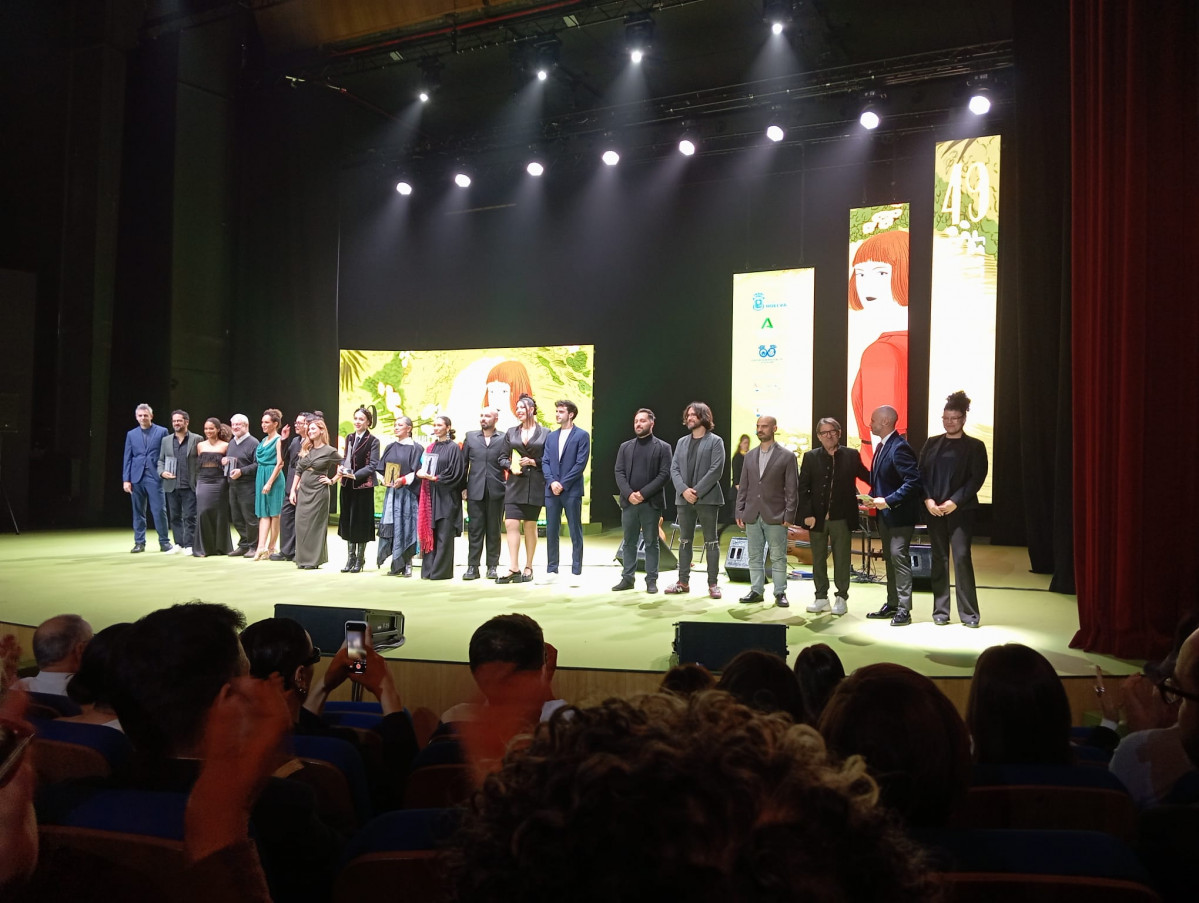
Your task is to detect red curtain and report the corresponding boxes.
[1070,1,1199,657]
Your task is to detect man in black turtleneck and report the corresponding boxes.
[612,408,673,594]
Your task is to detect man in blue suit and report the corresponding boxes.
[863,405,923,626]
[122,403,170,553]
[541,399,591,585]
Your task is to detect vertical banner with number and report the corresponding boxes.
[730,269,815,457]
[847,204,910,478]
[930,136,999,503]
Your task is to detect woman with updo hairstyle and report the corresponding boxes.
[252,408,287,560]
[336,405,381,574]
[290,418,341,569]
[496,394,547,583]
[193,417,232,557]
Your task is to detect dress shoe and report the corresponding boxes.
[486,567,498,579]
[963,619,980,628]
[402,564,413,578]
[159,543,173,553]
[463,567,480,581]
[933,616,949,626]
[646,580,658,594]
[739,591,765,604]
[297,564,318,570]
[866,603,898,620]
[496,571,519,584]
[269,553,289,561]
[612,578,635,592]
[890,610,912,626]
[831,595,848,616]
[664,582,690,595]
[708,585,722,600]
[775,594,789,608]
[806,597,831,614]
[131,544,145,553]
[228,548,247,557]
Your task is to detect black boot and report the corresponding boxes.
[349,542,364,573]
[341,543,357,573]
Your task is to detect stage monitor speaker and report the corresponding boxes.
[614,536,678,571]
[673,621,788,671]
[724,537,779,583]
[274,604,405,652]
[910,543,932,591]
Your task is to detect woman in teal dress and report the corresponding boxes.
[253,408,287,559]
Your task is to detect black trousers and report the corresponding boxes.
[927,507,980,623]
[466,491,504,569]
[166,486,196,548]
[279,496,297,558]
[621,503,661,581]
[228,482,258,551]
[877,517,914,612]
[421,516,458,580]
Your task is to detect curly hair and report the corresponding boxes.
[451,691,940,903]
[943,391,971,414]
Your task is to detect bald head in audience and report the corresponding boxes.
[19,614,92,695]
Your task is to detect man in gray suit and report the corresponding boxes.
[666,401,726,599]
[462,406,506,580]
[157,409,202,553]
[735,416,799,607]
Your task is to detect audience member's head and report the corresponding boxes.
[65,623,131,710]
[240,617,319,718]
[108,602,247,759]
[659,663,714,697]
[453,691,938,902]
[820,663,971,828]
[32,615,92,672]
[794,643,845,725]
[467,614,546,707]
[1173,627,1199,767]
[1145,608,1199,683]
[966,643,1072,765]
[714,650,805,722]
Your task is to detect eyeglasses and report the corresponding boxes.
[1157,678,1199,705]
[817,430,839,437]
[942,414,965,422]
[303,646,322,666]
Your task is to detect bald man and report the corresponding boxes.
[735,416,799,608]
[863,405,923,626]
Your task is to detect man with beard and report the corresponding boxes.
[612,408,672,594]
[462,406,506,580]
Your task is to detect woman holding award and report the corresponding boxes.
[377,416,422,577]
[290,418,341,569]
[337,405,380,573]
[496,394,547,584]
[416,414,466,580]
[193,417,232,557]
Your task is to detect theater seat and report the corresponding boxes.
[941,871,1160,903]
[334,808,462,903]
[402,763,474,809]
[292,733,373,827]
[30,719,133,783]
[35,825,184,898]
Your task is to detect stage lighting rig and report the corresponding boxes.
[763,0,796,35]
[417,58,442,103]
[858,89,884,130]
[967,73,993,115]
[624,12,654,64]
[533,37,561,81]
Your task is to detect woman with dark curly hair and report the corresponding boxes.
[193,418,232,557]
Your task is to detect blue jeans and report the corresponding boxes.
[131,475,168,546]
[745,516,788,596]
[544,493,583,574]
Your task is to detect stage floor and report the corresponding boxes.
[0,528,1140,680]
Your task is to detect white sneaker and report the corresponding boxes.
[806,597,831,613]
[538,572,560,586]
[180,546,192,556]
[831,595,848,616]
[173,544,187,554]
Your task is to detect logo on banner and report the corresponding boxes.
[752,293,765,311]
[761,318,773,329]
[758,344,777,358]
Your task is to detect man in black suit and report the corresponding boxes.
[225,413,259,557]
[864,405,923,626]
[157,409,202,553]
[919,391,988,627]
[612,408,672,594]
[798,417,870,616]
[462,406,506,580]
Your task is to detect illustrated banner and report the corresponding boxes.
[930,135,999,504]
[730,269,815,456]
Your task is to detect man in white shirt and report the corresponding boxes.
[19,614,92,696]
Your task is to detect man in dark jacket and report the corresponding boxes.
[864,405,923,626]
[612,408,672,594]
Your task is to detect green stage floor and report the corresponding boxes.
[0,528,1139,679]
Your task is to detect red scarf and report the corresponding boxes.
[417,441,436,553]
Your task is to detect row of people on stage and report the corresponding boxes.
[120,389,987,626]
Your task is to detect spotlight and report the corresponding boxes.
[454,173,471,188]
[527,161,545,177]
[601,150,620,166]
[771,21,784,35]
[968,91,991,115]
[395,181,413,196]
[533,37,560,81]
[536,69,548,81]
[858,89,883,130]
[678,138,696,157]
[766,124,785,142]
[763,0,795,34]
[417,58,442,103]
[625,12,654,64]
[859,109,880,130]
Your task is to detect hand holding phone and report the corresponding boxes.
[345,621,369,675]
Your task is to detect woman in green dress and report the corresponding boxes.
[253,407,287,559]
[289,418,341,569]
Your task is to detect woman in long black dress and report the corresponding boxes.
[376,416,422,577]
[193,418,232,557]
[290,419,341,570]
[337,405,380,574]
[416,415,466,580]
[496,395,547,583]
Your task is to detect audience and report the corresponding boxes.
[793,643,845,725]
[966,642,1073,765]
[18,615,92,696]
[820,663,972,829]
[659,662,714,697]
[714,649,805,722]
[60,623,129,731]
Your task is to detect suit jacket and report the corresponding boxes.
[797,446,870,530]
[157,431,202,492]
[499,424,548,506]
[122,424,168,483]
[341,431,380,488]
[735,444,799,525]
[462,430,508,500]
[670,431,726,506]
[869,431,922,528]
[614,435,672,510]
[918,433,988,510]
[225,434,259,491]
[542,426,591,500]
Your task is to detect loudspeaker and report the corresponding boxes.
[723,537,779,583]
[673,621,788,671]
[910,544,932,579]
[273,604,405,652]
[614,536,678,571]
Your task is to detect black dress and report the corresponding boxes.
[194,450,232,556]
[418,439,466,580]
[499,424,547,518]
[338,431,380,543]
